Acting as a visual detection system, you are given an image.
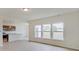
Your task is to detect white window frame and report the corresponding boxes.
[35,25,42,38]
[52,23,64,40]
[42,24,51,39]
[34,23,64,41]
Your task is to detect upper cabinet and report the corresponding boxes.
[3,25,16,31]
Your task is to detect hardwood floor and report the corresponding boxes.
[0,40,73,51]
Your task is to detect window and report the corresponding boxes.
[34,23,64,40]
[35,25,42,38]
[42,24,51,39]
[52,23,64,40]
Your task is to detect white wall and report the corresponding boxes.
[15,23,29,40]
[28,11,79,50]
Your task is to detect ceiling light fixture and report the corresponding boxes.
[23,8,29,11]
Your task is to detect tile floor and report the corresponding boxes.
[0,40,73,51]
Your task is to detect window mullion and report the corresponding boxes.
[41,24,43,38]
[51,24,53,39]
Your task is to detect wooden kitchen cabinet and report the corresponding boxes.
[3,25,16,31]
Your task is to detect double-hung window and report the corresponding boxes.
[35,25,42,38]
[52,23,64,40]
[42,24,51,39]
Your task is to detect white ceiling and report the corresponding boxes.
[0,8,79,23]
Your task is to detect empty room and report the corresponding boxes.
[0,8,79,51]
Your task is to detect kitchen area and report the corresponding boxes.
[3,23,29,43]
[3,25,16,43]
